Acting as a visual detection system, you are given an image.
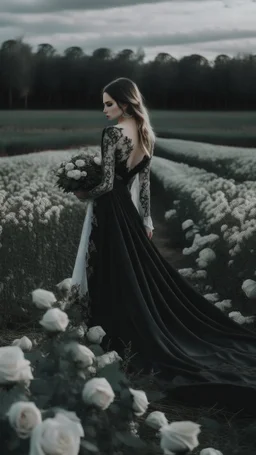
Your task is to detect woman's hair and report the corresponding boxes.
[102,77,155,156]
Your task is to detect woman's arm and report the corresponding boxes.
[139,158,154,232]
[85,126,122,199]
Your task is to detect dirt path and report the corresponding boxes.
[150,178,187,270]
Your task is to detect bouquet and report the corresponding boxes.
[55,149,102,193]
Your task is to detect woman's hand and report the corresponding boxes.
[73,190,88,201]
[145,227,153,240]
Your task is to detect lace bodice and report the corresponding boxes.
[86,126,154,230]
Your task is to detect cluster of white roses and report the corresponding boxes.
[0,280,223,455]
[56,153,101,181]
[60,159,88,181]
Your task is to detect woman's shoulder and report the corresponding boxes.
[102,125,123,144]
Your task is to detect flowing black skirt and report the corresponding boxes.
[87,177,256,415]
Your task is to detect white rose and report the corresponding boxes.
[40,308,69,332]
[65,342,95,368]
[67,170,82,180]
[65,162,75,171]
[56,168,64,175]
[242,279,256,299]
[12,336,32,351]
[56,278,72,292]
[145,411,168,430]
[29,413,84,455]
[87,326,106,344]
[0,346,33,384]
[72,170,82,180]
[96,351,122,370]
[228,310,254,324]
[87,366,97,375]
[160,421,201,454]
[7,401,42,439]
[82,377,115,410]
[74,324,87,338]
[67,170,76,178]
[32,288,56,309]
[129,388,149,416]
[200,449,223,455]
[81,171,87,177]
[75,159,85,167]
[93,156,102,165]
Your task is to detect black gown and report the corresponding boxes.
[80,125,256,415]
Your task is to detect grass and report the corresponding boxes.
[1,110,256,156]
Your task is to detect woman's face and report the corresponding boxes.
[102,92,125,120]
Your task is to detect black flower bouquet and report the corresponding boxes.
[55,149,102,193]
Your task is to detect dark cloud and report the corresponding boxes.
[0,0,256,60]
[91,29,256,48]
[1,0,169,14]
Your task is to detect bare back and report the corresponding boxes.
[114,120,149,172]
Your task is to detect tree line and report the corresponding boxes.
[0,38,256,110]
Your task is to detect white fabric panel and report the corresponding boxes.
[71,200,94,297]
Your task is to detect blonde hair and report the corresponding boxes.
[102,77,155,156]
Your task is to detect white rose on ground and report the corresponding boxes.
[29,413,84,455]
[200,449,223,455]
[145,411,168,430]
[87,326,106,344]
[82,377,115,410]
[56,278,72,292]
[32,289,56,309]
[242,279,256,299]
[0,346,33,384]
[196,248,216,269]
[75,159,85,167]
[214,299,232,311]
[7,401,42,439]
[160,421,201,454]
[203,293,219,303]
[12,336,32,351]
[228,311,254,324]
[96,351,122,370]
[40,308,69,332]
[74,324,87,338]
[182,219,194,230]
[65,342,95,368]
[65,162,75,171]
[129,388,149,416]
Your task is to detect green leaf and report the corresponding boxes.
[198,417,221,432]
[98,363,128,392]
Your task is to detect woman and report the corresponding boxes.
[72,77,256,415]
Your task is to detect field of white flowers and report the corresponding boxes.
[151,139,256,323]
[1,139,256,455]
[1,139,256,328]
[156,138,256,181]
[0,147,101,324]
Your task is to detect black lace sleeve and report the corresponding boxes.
[139,156,154,230]
[86,127,121,199]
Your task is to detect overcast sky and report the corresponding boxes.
[0,0,256,62]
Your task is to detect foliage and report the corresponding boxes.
[0,38,256,110]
